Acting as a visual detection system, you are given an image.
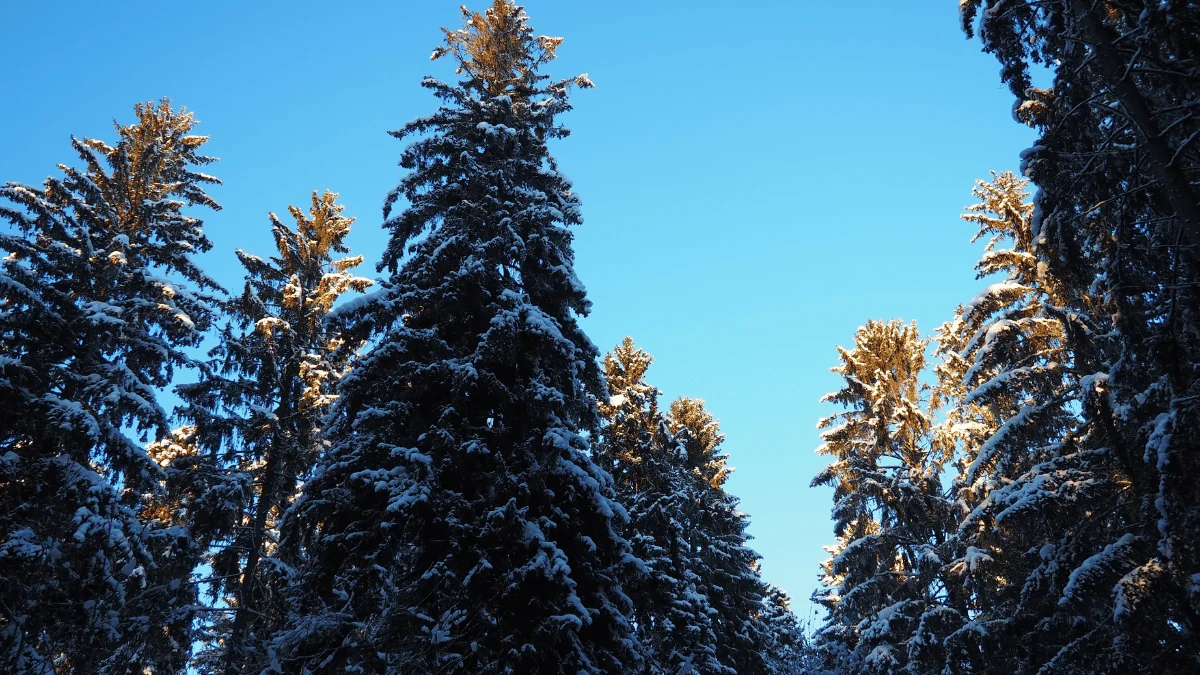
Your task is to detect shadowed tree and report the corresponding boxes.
[963,2,1200,669]
[271,3,641,673]
[760,585,810,675]
[0,100,222,673]
[596,338,723,674]
[174,191,370,674]
[668,397,773,675]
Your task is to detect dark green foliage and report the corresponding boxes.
[271,3,640,672]
[0,100,222,673]
[668,397,775,675]
[760,586,811,675]
[958,2,1200,671]
[596,338,724,674]
[175,191,370,674]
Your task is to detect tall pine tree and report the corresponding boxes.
[930,172,1091,672]
[175,190,370,674]
[963,2,1200,669]
[811,319,954,674]
[595,338,723,674]
[668,397,773,675]
[0,100,222,673]
[272,3,640,672]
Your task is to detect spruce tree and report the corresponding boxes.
[668,397,773,675]
[272,3,640,672]
[929,173,1091,672]
[963,3,1200,669]
[175,190,370,674]
[810,319,954,674]
[759,585,808,675]
[0,100,222,673]
[141,425,246,673]
[595,338,722,674]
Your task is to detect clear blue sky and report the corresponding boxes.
[0,1,1034,620]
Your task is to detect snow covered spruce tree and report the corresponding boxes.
[760,585,810,675]
[964,3,1200,669]
[271,3,641,672]
[173,190,370,674]
[141,424,246,672]
[595,338,722,674]
[929,172,1093,672]
[667,397,773,675]
[0,100,223,673]
[810,319,955,674]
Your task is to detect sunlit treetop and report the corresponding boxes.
[668,397,733,490]
[83,99,222,232]
[432,0,592,100]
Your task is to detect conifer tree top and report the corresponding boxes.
[100,99,221,214]
[432,0,592,100]
[600,336,656,408]
[668,397,732,489]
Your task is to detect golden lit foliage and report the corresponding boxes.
[78,99,220,235]
[667,396,732,489]
[431,1,590,100]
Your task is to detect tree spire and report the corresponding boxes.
[432,0,590,100]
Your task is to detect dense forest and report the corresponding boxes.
[0,1,1198,673]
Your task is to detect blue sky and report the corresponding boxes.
[0,1,1034,619]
